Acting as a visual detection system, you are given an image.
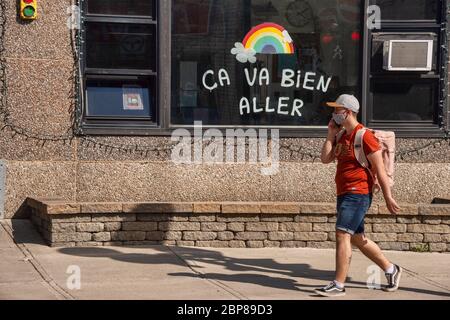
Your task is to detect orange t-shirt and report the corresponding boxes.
[334,124,381,196]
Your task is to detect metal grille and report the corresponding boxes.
[390,42,430,69]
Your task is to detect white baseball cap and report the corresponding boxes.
[326,94,360,113]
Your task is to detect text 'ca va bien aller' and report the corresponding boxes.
[202,68,333,118]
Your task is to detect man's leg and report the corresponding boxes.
[350,233,391,271]
[335,230,353,284]
[315,193,367,297]
[314,229,350,297]
[351,233,403,291]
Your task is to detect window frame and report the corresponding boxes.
[78,0,449,138]
[79,0,162,133]
[363,0,448,137]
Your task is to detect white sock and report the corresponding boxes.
[385,264,395,274]
[333,280,344,289]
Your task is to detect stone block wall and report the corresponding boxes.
[26,198,450,252]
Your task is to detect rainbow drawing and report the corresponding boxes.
[242,23,294,55]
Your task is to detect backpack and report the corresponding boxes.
[336,127,396,194]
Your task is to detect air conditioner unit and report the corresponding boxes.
[383,40,433,71]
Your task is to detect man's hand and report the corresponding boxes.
[385,196,401,214]
[367,150,401,215]
[327,119,341,138]
[321,120,339,164]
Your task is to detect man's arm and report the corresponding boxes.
[367,150,401,214]
[321,136,336,164]
[321,120,340,164]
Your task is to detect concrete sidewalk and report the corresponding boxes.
[1,220,449,300]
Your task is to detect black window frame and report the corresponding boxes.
[79,0,163,134]
[363,0,448,137]
[78,0,449,138]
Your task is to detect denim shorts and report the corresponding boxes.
[336,193,373,235]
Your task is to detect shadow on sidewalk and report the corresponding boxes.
[9,219,47,246]
[7,219,450,299]
[56,245,450,298]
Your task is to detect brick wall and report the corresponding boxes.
[27,199,450,252]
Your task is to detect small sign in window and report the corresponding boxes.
[122,85,145,111]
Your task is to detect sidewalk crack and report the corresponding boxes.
[401,266,450,293]
[0,221,75,300]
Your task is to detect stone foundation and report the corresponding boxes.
[26,198,450,252]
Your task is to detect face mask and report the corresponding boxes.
[332,111,348,126]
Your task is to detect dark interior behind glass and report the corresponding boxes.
[371,0,439,21]
[86,22,156,71]
[171,0,362,127]
[371,80,436,121]
[87,0,154,17]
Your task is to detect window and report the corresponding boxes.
[371,0,439,21]
[86,0,155,17]
[81,0,158,127]
[366,0,445,135]
[85,23,156,70]
[371,79,437,122]
[78,0,447,137]
[86,77,155,119]
[171,0,363,128]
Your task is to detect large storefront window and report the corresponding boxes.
[78,0,447,137]
[171,0,362,127]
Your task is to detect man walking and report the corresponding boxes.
[315,94,402,297]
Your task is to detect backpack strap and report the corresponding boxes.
[354,128,370,169]
[354,127,381,194]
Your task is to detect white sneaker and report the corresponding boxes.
[383,264,403,292]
